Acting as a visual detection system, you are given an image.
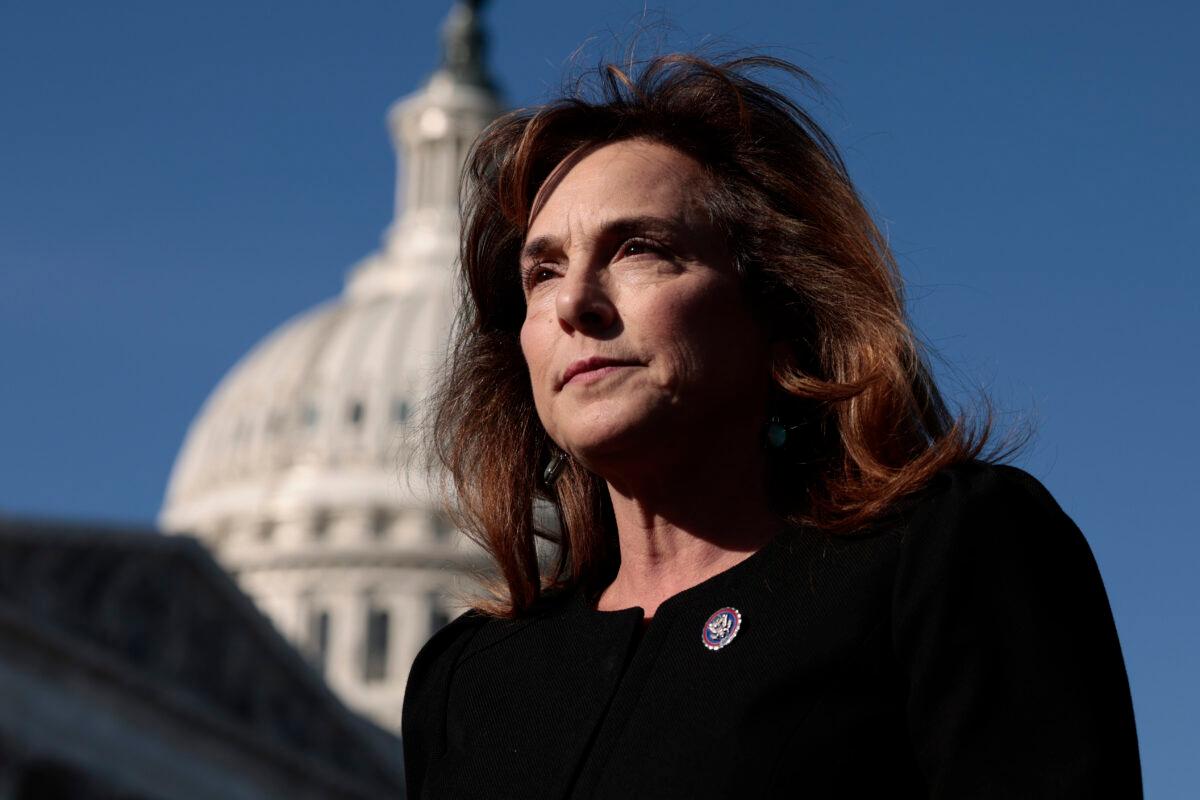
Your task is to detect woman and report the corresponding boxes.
[403,54,1141,798]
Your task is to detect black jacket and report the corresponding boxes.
[402,463,1141,798]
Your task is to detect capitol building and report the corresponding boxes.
[161,0,500,734]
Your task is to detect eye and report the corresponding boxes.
[522,263,560,290]
[617,238,665,259]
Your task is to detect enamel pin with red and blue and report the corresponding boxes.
[701,607,742,651]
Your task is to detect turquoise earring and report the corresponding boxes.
[765,417,789,449]
[765,416,805,450]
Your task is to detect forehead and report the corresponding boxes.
[526,139,710,236]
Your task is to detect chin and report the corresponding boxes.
[554,406,672,469]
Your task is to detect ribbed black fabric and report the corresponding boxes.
[402,463,1141,798]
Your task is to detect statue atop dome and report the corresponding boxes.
[437,0,496,91]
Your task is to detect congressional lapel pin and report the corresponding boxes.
[701,607,742,651]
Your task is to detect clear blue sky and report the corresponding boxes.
[1,1,1196,793]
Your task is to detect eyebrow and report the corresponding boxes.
[519,214,680,266]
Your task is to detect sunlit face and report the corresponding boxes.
[518,139,772,468]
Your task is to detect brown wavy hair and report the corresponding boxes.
[430,53,1006,617]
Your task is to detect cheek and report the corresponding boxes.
[658,286,765,382]
[519,293,559,370]
[519,316,557,415]
[519,320,543,380]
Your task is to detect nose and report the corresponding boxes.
[555,267,617,335]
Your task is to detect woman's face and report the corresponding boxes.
[519,139,772,467]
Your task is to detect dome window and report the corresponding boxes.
[301,403,319,429]
[391,399,411,425]
[312,509,332,540]
[431,511,454,542]
[257,518,276,542]
[370,508,392,539]
[306,608,331,675]
[348,400,365,426]
[428,592,449,635]
[363,604,390,682]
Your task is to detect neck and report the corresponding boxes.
[594,426,782,618]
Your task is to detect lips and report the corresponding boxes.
[559,356,641,388]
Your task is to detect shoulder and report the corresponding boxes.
[404,587,577,708]
[892,460,1111,628]
[907,459,1071,529]
[402,610,488,795]
[890,462,1141,793]
[402,593,575,795]
[404,611,488,706]
[896,460,1092,575]
[403,611,486,723]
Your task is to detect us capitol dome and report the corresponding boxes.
[159,0,501,733]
